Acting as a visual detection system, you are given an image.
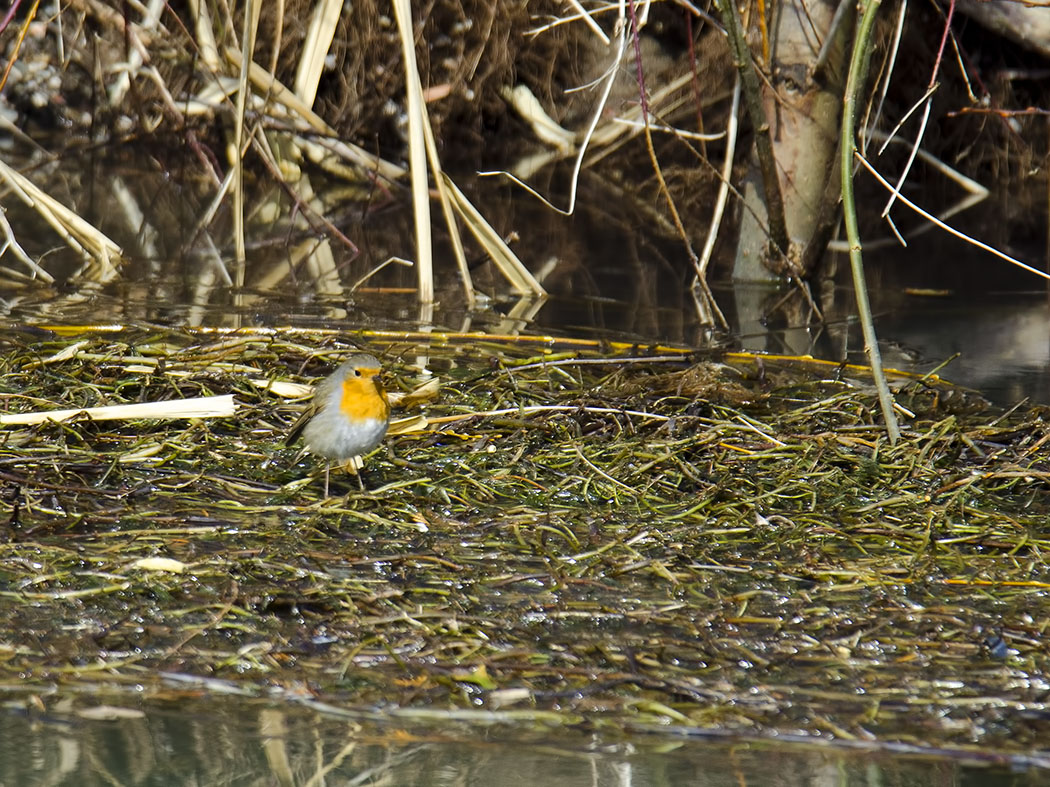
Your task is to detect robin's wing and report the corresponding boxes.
[285,374,330,447]
[284,403,316,447]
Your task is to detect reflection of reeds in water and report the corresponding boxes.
[2,0,553,308]
[0,159,123,283]
[5,696,1033,782]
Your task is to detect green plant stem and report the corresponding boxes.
[841,0,900,444]
[713,0,789,258]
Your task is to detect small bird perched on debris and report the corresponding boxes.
[287,353,390,495]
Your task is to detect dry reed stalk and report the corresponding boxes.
[231,0,263,290]
[294,0,342,105]
[0,394,237,426]
[391,0,434,304]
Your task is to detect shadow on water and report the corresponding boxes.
[2,696,1043,786]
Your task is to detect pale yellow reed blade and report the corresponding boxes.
[1,395,237,426]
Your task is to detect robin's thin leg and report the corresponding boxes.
[323,464,331,498]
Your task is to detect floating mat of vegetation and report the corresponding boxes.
[1,326,1049,759]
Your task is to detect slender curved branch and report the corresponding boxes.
[841,0,900,443]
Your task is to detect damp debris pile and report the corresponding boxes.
[1,327,1049,758]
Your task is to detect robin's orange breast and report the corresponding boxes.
[339,373,389,422]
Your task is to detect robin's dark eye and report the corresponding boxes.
[353,369,361,376]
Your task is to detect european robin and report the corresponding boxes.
[287,353,390,495]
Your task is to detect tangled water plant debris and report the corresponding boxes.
[0,326,1049,755]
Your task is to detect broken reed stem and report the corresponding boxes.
[0,395,237,425]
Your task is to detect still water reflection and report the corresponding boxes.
[0,696,1041,786]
